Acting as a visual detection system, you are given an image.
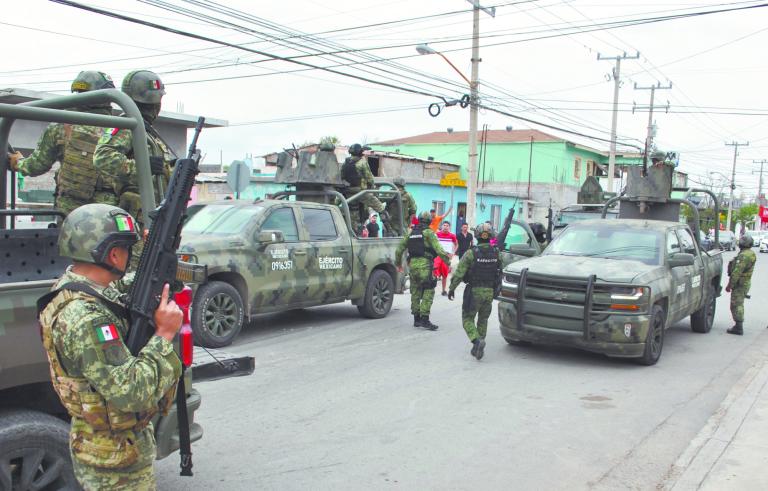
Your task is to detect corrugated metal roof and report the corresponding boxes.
[373,129,563,145]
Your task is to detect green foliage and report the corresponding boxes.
[319,135,340,145]
[734,203,759,229]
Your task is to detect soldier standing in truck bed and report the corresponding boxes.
[6,71,118,216]
[340,143,389,234]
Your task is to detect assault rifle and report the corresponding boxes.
[495,206,516,250]
[125,116,205,476]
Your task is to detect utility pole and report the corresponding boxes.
[597,51,639,192]
[633,81,672,172]
[725,141,749,232]
[465,0,495,228]
[753,159,767,204]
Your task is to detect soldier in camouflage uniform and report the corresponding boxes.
[37,203,182,490]
[448,222,503,360]
[93,70,174,229]
[391,177,416,233]
[6,71,117,216]
[340,143,388,234]
[725,234,756,335]
[396,211,449,330]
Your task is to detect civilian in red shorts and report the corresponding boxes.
[434,221,458,296]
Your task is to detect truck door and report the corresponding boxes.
[665,230,687,321]
[676,227,704,314]
[500,220,541,267]
[299,206,352,303]
[254,206,310,310]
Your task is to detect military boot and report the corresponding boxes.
[470,339,479,357]
[474,338,486,360]
[727,322,744,335]
[421,316,439,331]
[413,314,422,327]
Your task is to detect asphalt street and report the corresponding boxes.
[157,249,768,490]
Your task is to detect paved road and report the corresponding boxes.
[158,249,768,490]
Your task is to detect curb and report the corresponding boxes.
[662,359,768,490]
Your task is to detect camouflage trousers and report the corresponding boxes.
[56,191,118,217]
[71,424,157,490]
[409,257,437,316]
[730,287,748,323]
[461,286,494,341]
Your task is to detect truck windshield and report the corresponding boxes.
[544,226,661,265]
[183,204,263,235]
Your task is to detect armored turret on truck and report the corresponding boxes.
[497,158,723,365]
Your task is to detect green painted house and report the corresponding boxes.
[371,129,645,223]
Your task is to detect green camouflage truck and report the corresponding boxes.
[0,90,251,489]
[179,147,405,348]
[497,164,724,365]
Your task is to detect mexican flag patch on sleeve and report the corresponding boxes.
[96,324,119,343]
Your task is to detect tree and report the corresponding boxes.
[319,135,340,145]
[734,203,759,230]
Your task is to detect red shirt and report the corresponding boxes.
[436,230,458,255]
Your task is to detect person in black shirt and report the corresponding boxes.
[365,213,381,238]
[456,222,474,257]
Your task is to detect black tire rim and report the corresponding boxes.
[372,276,392,314]
[1,447,70,491]
[650,312,664,359]
[203,293,239,338]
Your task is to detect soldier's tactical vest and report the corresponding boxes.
[38,288,161,466]
[341,156,362,188]
[58,124,111,200]
[407,224,434,260]
[468,245,500,288]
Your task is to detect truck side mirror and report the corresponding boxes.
[257,230,284,245]
[668,252,695,268]
[506,244,538,257]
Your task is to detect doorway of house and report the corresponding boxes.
[456,202,467,234]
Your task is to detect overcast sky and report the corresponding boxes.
[4,0,768,199]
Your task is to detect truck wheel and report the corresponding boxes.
[637,305,665,366]
[357,269,394,318]
[192,281,244,348]
[690,289,716,333]
[0,410,77,491]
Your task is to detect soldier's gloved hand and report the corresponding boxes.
[448,290,455,301]
[149,156,166,176]
[725,284,732,293]
[7,151,22,172]
[168,158,178,168]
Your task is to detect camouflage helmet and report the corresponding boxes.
[71,71,115,93]
[59,204,140,265]
[474,222,496,241]
[738,234,754,249]
[418,211,431,223]
[393,177,405,188]
[349,143,363,157]
[121,70,166,104]
[650,150,667,162]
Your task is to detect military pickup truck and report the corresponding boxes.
[497,164,724,365]
[180,147,404,348]
[0,90,251,489]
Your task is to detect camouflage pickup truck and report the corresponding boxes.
[0,90,251,489]
[497,165,724,365]
[179,150,404,347]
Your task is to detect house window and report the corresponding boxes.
[431,200,445,216]
[586,160,596,177]
[490,204,501,229]
[574,157,582,179]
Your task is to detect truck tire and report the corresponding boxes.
[357,269,394,319]
[192,281,245,348]
[690,289,716,333]
[0,410,77,491]
[637,304,665,366]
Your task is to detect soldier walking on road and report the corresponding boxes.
[93,70,174,229]
[726,234,756,335]
[340,143,389,234]
[447,223,503,360]
[6,71,117,216]
[396,211,450,330]
[37,204,182,490]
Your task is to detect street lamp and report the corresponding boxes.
[416,43,479,228]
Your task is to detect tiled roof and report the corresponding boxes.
[373,129,564,145]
